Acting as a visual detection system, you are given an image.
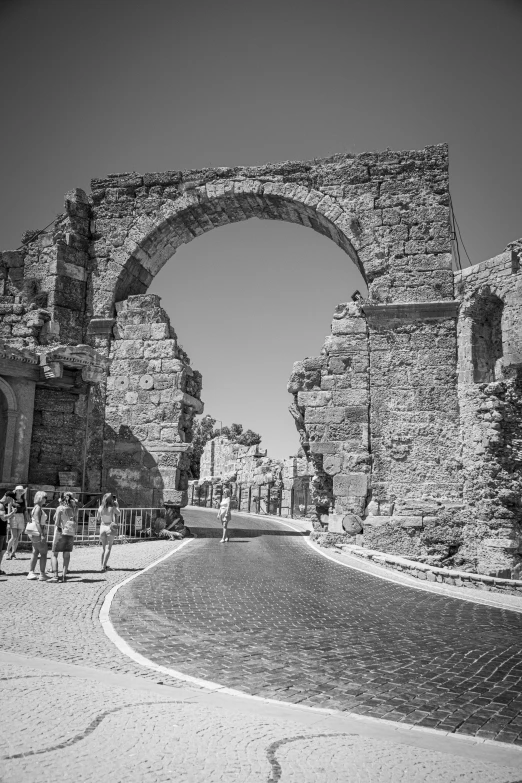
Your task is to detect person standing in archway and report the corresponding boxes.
[218,488,232,543]
[6,484,27,560]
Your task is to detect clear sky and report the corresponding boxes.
[1,0,521,460]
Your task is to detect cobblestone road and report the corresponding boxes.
[111,509,522,744]
[1,521,522,780]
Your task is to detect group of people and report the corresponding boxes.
[0,490,122,582]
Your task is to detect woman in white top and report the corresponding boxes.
[97,493,120,572]
[217,488,232,543]
[27,491,51,582]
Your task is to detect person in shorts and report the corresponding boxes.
[97,493,120,572]
[26,491,51,582]
[6,484,27,560]
[0,493,16,575]
[50,492,77,582]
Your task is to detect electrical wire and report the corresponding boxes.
[449,193,462,270]
[453,211,473,267]
[15,215,61,251]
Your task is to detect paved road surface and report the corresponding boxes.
[111,508,522,744]
[1,534,521,781]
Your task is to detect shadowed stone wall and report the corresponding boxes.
[103,294,202,507]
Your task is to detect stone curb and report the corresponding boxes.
[336,542,522,594]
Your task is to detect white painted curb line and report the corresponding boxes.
[99,516,522,754]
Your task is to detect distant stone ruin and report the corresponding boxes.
[1,144,521,575]
[194,435,312,518]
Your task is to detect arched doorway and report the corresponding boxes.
[0,377,18,484]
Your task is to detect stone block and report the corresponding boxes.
[393,515,423,528]
[482,537,519,549]
[327,514,345,533]
[304,407,345,424]
[332,390,368,406]
[324,335,367,354]
[164,489,188,507]
[309,441,339,455]
[297,390,332,407]
[151,323,171,340]
[331,317,367,336]
[333,473,368,497]
[363,516,393,527]
[144,341,178,359]
[323,454,342,475]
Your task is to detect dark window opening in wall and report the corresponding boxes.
[471,294,504,383]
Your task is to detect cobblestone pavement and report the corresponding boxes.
[110,509,522,744]
[0,538,194,688]
[1,660,521,783]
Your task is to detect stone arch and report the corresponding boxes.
[0,376,18,483]
[105,181,365,312]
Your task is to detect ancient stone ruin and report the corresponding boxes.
[195,435,312,517]
[1,144,521,575]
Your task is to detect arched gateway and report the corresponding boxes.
[1,144,521,576]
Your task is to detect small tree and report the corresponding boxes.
[221,423,262,447]
[237,428,262,446]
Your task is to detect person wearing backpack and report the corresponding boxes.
[50,492,78,582]
[26,491,51,582]
[97,493,120,572]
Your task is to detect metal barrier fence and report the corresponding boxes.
[20,507,166,546]
[188,482,311,519]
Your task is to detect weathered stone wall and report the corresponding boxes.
[0,189,90,349]
[29,387,87,487]
[362,301,462,557]
[288,302,370,532]
[454,242,522,577]
[199,436,252,482]
[103,294,203,507]
[1,144,521,575]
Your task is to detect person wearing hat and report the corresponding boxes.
[6,484,27,560]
